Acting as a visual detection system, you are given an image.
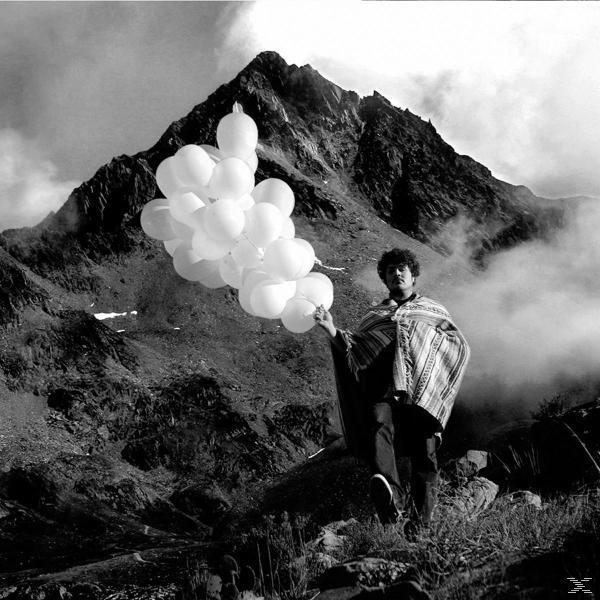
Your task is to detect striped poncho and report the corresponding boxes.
[331,294,470,458]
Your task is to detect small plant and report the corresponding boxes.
[532,393,570,420]
[231,512,314,600]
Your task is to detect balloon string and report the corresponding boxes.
[240,233,263,254]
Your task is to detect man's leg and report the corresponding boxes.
[409,434,439,527]
[402,407,440,539]
[369,401,402,524]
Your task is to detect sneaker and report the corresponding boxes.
[369,474,399,525]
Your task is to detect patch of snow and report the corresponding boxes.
[317,260,347,272]
[173,327,181,331]
[117,329,125,333]
[94,310,138,321]
[309,448,324,459]
[94,311,127,320]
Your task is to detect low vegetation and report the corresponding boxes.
[204,486,599,599]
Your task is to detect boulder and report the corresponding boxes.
[308,519,358,554]
[450,476,499,519]
[507,490,543,510]
[317,579,430,600]
[458,450,488,473]
[318,556,412,590]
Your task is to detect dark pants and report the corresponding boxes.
[369,401,440,525]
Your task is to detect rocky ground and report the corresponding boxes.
[1,52,600,599]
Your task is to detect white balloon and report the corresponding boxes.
[244,203,283,248]
[204,198,245,242]
[217,112,259,160]
[251,279,297,319]
[164,238,183,257]
[156,157,185,197]
[263,238,312,280]
[296,275,334,310]
[238,270,271,315]
[200,144,225,164]
[197,260,227,289]
[141,199,177,241]
[219,254,244,288]
[172,246,225,288]
[280,217,295,239]
[191,223,235,260]
[281,297,317,333]
[171,219,195,244]
[237,194,255,211]
[294,238,316,276]
[306,271,334,290]
[172,245,202,280]
[245,152,258,174]
[169,190,206,224]
[173,145,214,188]
[209,157,255,200]
[251,178,295,217]
[187,206,208,232]
[231,237,264,268]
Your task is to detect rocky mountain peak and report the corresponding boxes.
[2,51,563,264]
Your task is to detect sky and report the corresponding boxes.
[1,1,599,231]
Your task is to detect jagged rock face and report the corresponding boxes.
[0,51,586,592]
[2,50,564,268]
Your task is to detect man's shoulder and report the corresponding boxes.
[412,295,451,316]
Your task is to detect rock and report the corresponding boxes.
[170,484,231,525]
[318,557,412,590]
[239,592,264,600]
[311,552,339,572]
[450,476,499,519]
[507,490,543,510]
[311,529,346,554]
[317,586,364,600]
[69,583,103,600]
[307,518,360,555]
[317,579,430,599]
[322,518,359,534]
[458,450,488,473]
[206,574,222,600]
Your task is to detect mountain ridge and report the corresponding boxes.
[2,50,565,265]
[1,51,593,596]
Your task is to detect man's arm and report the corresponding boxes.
[313,305,347,352]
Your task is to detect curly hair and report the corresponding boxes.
[377,248,420,282]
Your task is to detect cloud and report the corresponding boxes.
[2,3,598,200]
[440,197,600,408]
[0,129,78,231]
[234,1,600,198]
[0,3,249,182]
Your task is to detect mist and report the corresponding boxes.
[0,3,248,182]
[0,129,78,231]
[440,198,600,413]
[239,2,600,199]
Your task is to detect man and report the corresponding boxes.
[314,248,470,536]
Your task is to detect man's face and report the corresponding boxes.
[385,263,415,295]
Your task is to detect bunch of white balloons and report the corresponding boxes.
[140,105,333,333]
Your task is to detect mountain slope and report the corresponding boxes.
[0,52,582,593]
